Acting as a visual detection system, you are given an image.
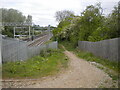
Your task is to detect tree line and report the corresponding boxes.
[53,3,120,46]
[0,8,32,37]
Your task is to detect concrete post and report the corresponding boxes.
[14,27,15,38]
[33,28,34,36]
[29,26,31,39]
[48,25,50,39]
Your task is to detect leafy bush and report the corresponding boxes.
[88,26,110,42]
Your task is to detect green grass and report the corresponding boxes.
[44,40,53,44]
[75,50,119,72]
[75,50,119,80]
[59,41,76,51]
[60,41,120,80]
[2,49,69,79]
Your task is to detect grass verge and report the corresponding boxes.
[75,50,119,80]
[2,49,69,79]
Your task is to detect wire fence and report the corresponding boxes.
[2,37,57,63]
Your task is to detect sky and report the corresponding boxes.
[0,0,119,26]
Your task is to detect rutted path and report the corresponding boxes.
[3,50,116,88]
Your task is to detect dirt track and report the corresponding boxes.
[3,50,117,88]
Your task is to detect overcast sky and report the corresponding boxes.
[0,0,119,26]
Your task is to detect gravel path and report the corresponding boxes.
[3,50,115,88]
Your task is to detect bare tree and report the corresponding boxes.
[26,15,32,25]
[55,10,74,22]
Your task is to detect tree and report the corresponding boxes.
[55,10,74,22]
[0,8,30,37]
[78,3,104,41]
[105,3,120,38]
[89,3,120,41]
[53,2,119,46]
[88,26,110,42]
[1,8,26,23]
[53,10,75,41]
[26,15,32,25]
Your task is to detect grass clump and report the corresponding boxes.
[2,49,69,79]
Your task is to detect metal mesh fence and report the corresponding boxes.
[2,37,57,63]
[78,38,119,61]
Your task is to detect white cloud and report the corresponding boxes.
[0,0,119,26]
[81,0,119,15]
